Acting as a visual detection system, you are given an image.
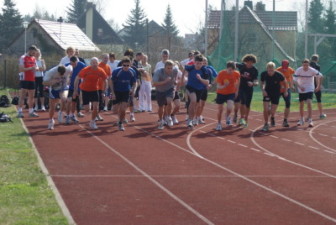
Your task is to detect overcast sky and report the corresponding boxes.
[2,0,333,35]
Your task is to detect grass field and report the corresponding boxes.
[207,90,336,113]
[0,89,68,225]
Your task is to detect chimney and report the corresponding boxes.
[244,0,253,10]
[85,3,95,40]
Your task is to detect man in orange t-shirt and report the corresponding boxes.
[73,57,107,129]
[215,61,240,131]
[97,53,112,121]
[276,59,295,127]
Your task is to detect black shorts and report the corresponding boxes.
[82,90,99,105]
[299,92,313,102]
[263,93,281,105]
[67,89,79,102]
[115,91,130,104]
[20,81,35,90]
[237,89,253,108]
[34,77,44,98]
[173,91,180,101]
[314,91,322,103]
[186,85,203,103]
[156,89,174,107]
[216,93,235,104]
[200,89,208,101]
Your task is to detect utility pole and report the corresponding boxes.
[234,0,239,61]
[305,0,308,58]
[205,0,209,56]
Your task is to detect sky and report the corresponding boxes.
[1,0,332,35]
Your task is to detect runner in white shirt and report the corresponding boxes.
[294,59,322,127]
[154,49,170,72]
[59,46,75,65]
[107,52,120,71]
[180,51,194,67]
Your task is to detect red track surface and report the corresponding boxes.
[21,103,336,225]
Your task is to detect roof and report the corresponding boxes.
[36,19,100,51]
[208,9,297,31]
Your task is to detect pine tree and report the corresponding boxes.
[308,0,324,33]
[122,0,147,48]
[324,1,336,34]
[162,4,179,37]
[67,0,88,23]
[0,0,23,50]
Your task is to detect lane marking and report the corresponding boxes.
[309,119,336,154]
[270,135,279,139]
[228,140,236,144]
[238,144,248,148]
[324,150,336,154]
[251,148,261,152]
[294,142,305,146]
[308,146,319,150]
[319,133,328,137]
[81,125,215,225]
[282,138,292,142]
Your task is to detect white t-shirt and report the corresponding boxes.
[294,67,322,93]
[108,60,120,71]
[154,61,165,72]
[44,65,73,90]
[59,56,71,66]
[180,58,191,67]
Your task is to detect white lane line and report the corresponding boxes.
[309,119,336,154]
[251,148,261,152]
[186,127,336,224]
[282,138,292,142]
[227,140,236,144]
[270,135,279,139]
[238,144,248,148]
[324,150,336,154]
[308,146,319,150]
[294,142,305,146]
[319,133,328,137]
[81,125,215,225]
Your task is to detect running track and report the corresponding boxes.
[21,103,336,225]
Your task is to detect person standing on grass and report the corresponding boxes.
[109,57,137,131]
[215,61,240,131]
[181,54,210,129]
[65,56,86,124]
[310,54,327,119]
[73,57,108,130]
[17,45,39,118]
[260,62,287,132]
[276,60,295,127]
[294,59,323,128]
[43,65,72,130]
[97,53,112,121]
[75,48,86,65]
[234,54,259,128]
[153,60,178,129]
[34,48,46,112]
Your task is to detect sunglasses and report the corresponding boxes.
[122,64,130,67]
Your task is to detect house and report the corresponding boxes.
[207,0,297,69]
[7,19,100,56]
[77,3,123,45]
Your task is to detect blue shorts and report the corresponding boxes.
[216,93,235,104]
[49,89,62,99]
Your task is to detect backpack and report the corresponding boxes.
[0,112,12,122]
[11,96,19,105]
[0,95,10,107]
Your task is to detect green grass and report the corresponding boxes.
[0,89,68,225]
[207,90,336,112]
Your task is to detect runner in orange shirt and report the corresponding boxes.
[97,53,112,121]
[276,59,294,127]
[73,57,108,129]
[215,61,240,131]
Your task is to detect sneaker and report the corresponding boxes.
[48,119,55,130]
[271,117,275,127]
[198,116,205,124]
[308,118,314,127]
[172,115,179,124]
[215,123,222,131]
[130,113,135,122]
[96,115,104,121]
[77,112,85,118]
[34,106,39,112]
[118,122,125,131]
[58,111,63,123]
[226,117,232,126]
[239,118,246,126]
[29,112,39,117]
[166,116,173,127]
[319,114,327,119]
[192,119,198,126]
[123,119,129,124]
[262,123,269,132]
[103,106,108,111]
[41,106,46,112]
[187,119,194,129]
[17,111,24,118]
[233,115,238,124]
[89,121,98,130]
[71,115,79,123]
[282,119,289,127]
[65,115,71,125]
[297,119,304,126]
[158,120,164,130]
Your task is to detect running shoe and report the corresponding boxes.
[239,118,246,126]
[58,111,63,123]
[89,121,98,130]
[282,119,289,128]
[271,117,275,127]
[308,118,314,127]
[262,123,269,132]
[17,112,24,118]
[226,117,232,126]
[233,115,238,124]
[48,119,55,130]
[96,115,104,121]
[41,105,46,112]
[319,114,327,119]
[118,121,125,131]
[158,120,164,130]
[123,119,129,124]
[29,112,39,117]
[166,116,173,127]
[215,123,222,131]
[34,106,39,112]
[172,115,179,124]
[297,118,304,126]
[103,106,108,111]
[198,116,205,124]
[192,119,198,126]
[187,119,194,129]
[65,115,71,125]
[71,115,79,123]
[77,112,85,118]
[130,113,135,122]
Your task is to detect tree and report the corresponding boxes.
[0,0,23,50]
[324,1,336,34]
[162,4,179,38]
[67,0,88,23]
[308,0,324,33]
[122,0,147,48]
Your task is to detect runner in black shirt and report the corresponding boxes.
[310,54,326,119]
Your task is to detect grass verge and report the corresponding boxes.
[0,89,68,225]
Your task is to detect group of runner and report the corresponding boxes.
[17,45,327,131]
